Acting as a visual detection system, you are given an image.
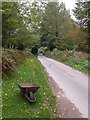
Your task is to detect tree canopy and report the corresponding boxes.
[2,1,88,52]
[39,2,73,51]
[73,0,88,52]
[2,1,41,49]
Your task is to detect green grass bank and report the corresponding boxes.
[2,50,58,118]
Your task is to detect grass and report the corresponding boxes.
[45,50,89,73]
[2,52,58,118]
[0,47,2,119]
[65,57,88,73]
[0,80,2,119]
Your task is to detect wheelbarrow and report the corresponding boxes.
[17,80,40,103]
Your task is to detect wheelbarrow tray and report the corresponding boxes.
[19,83,40,93]
[17,81,40,102]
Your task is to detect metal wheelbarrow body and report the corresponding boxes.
[17,80,40,103]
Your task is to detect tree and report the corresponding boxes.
[2,1,41,49]
[2,2,23,48]
[18,1,42,48]
[39,2,72,51]
[73,0,88,52]
[40,2,60,49]
[68,24,88,51]
[73,0,88,29]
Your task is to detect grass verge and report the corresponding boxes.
[2,52,58,118]
[45,49,89,74]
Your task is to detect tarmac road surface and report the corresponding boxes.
[38,56,88,118]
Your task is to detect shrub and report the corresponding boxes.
[38,47,48,55]
[2,48,31,77]
[31,47,38,55]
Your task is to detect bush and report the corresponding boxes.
[45,49,89,73]
[31,47,38,55]
[38,47,48,55]
[17,44,25,50]
[52,48,59,56]
[2,48,31,77]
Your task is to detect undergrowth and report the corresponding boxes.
[2,48,31,77]
[45,49,89,73]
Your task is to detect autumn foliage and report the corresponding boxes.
[68,24,88,51]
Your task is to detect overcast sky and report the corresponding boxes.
[59,0,76,20]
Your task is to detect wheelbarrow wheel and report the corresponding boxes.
[29,92,36,102]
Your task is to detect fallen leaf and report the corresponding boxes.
[62,112,64,116]
[5,104,7,107]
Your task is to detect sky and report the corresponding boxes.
[59,0,76,20]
